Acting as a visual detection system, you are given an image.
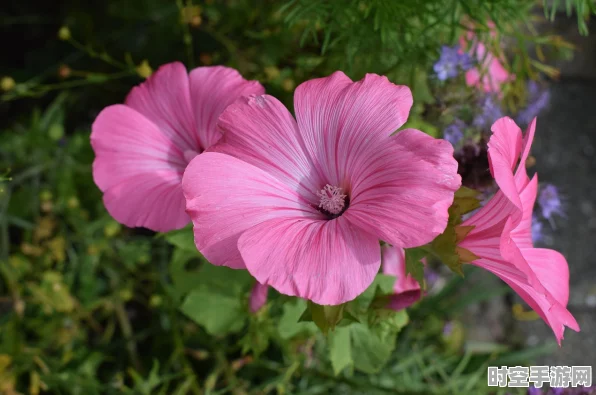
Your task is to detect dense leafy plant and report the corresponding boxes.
[1,0,592,393]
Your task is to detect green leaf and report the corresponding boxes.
[168,248,207,301]
[431,227,464,276]
[161,226,198,253]
[329,326,352,375]
[180,285,247,335]
[450,187,482,222]
[177,264,253,335]
[352,274,396,311]
[278,299,317,340]
[430,186,482,276]
[411,68,434,104]
[404,247,426,288]
[309,302,345,335]
[350,309,408,374]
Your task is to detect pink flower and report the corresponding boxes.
[459,116,579,344]
[460,27,512,95]
[249,282,269,313]
[182,71,461,305]
[381,245,422,311]
[91,62,264,232]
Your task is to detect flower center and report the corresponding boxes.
[317,184,347,215]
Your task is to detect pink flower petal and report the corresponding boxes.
[488,117,523,211]
[249,282,269,313]
[216,94,323,203]
[344,129,461,247]
[503,273,579,345]
[293,72,414,186]
[238,216,381,305]
[189,66,264,150]
[464,41,512,95]
[462,116,578,343]
[381,245,422,311]
[91,104,189,231]
[182,152,321,269]
[125,62,198,150]
[510,173,539,250]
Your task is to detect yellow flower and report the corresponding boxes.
[180,5,202,25]
[47,237,66,263]
[58,26,71,41]
[103,221,121,238]
[264,66,280,81]
[1,77,15,92]
[136,60,153,79]
[67,196,79,209]
[281,78,295,92]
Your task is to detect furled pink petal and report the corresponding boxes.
[190,66,264,150]
[92,62,262,232]
[125,62,198,150]
[344,128,461,247]
[91,105,189,231]
[381,245,422,311]
[182,152,321,269]
[249,282,269,313]
[483,117,524,236]
[503,269,579,345]
[460,116,578,343]
[216,94,323,203]
[510,168,538,250]
[238,216,381,305]
[294,72,413,186]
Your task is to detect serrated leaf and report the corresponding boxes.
[309,302,345,335]
[349,309,408,374]
[278,299,317,340]
[353,274,396,311]
[298,306,312,322]
[456,246,481,263]
[450,187,482,222]
[431,227,464,276]
[169,252,250,301]
[329,327,352,375]
[404,248,426,287]
[180,285,246,335]
[455,225,475,243]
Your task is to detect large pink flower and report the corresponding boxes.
[381,245,422,311]
[460,27,512,94]
[459,116,579,344]
[91,62,264,232]
[182,71,461,305]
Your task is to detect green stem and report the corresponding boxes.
[114,301,143,372]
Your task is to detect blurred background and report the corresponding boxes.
[0,0,595,394]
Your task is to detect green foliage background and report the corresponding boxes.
[0,0,591,393]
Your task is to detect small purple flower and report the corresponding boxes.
[443,119,466,146]
[550,388,565,395]
[433,45,473,81]
[442,321,453,336]
[532,214,544,244]
[538,184,564,220]
[473,95,503,128]
[528,385,543,395]
[517,81,550,126]
[424,268,440,288]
